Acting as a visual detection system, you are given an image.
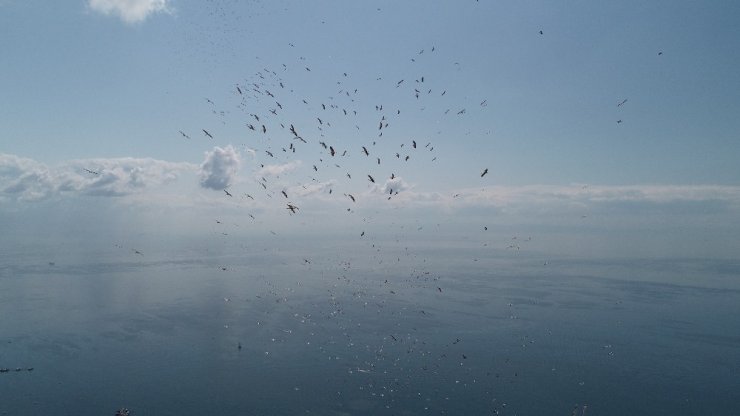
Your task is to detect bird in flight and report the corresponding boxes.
[481,168,489,177]
[202,129,213,139]
[286,203,299,214]
[83,168,99,175]
[178,130,191,139]
[224,189,233,197]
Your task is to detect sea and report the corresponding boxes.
[1,241,738,415]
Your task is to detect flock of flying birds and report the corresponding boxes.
[69,23,653,414]
[165,36,593,415]
[75,17,658,415]
[168,41,498,228]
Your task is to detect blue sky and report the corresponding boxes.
[2,0,740,258]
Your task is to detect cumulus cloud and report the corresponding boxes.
[199,146,242,190]
[371,176,413,196]
[87,0,171,24]
[0,153,194,202]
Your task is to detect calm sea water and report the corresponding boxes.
[1,244,738,415]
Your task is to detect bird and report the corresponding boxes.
[83,168,99,175]
[362,146,369,156]
[202,129,213,139]
[368,175,375,183]
[224,189,233,197]
[481,168,489,177]
[286,203,299,214]
[178,130,191,139]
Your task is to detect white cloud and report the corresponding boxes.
[0,153,194,202]
[290,180,336,197]
[446,184,740,208]
[338,183,740,219]
[4,152,740,230]
[87,0,171,24]
[199,145,242,190]
[256,161,301,178]
[243,146,258,158]
[371,176,412,196]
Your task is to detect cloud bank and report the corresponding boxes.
[4,152,740,224]
[199,146,242,190]
[0,153,194,202]
[87,0,171,24]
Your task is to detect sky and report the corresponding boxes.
[2,0,740,259]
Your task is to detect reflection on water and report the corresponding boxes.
[1,248,739,415]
